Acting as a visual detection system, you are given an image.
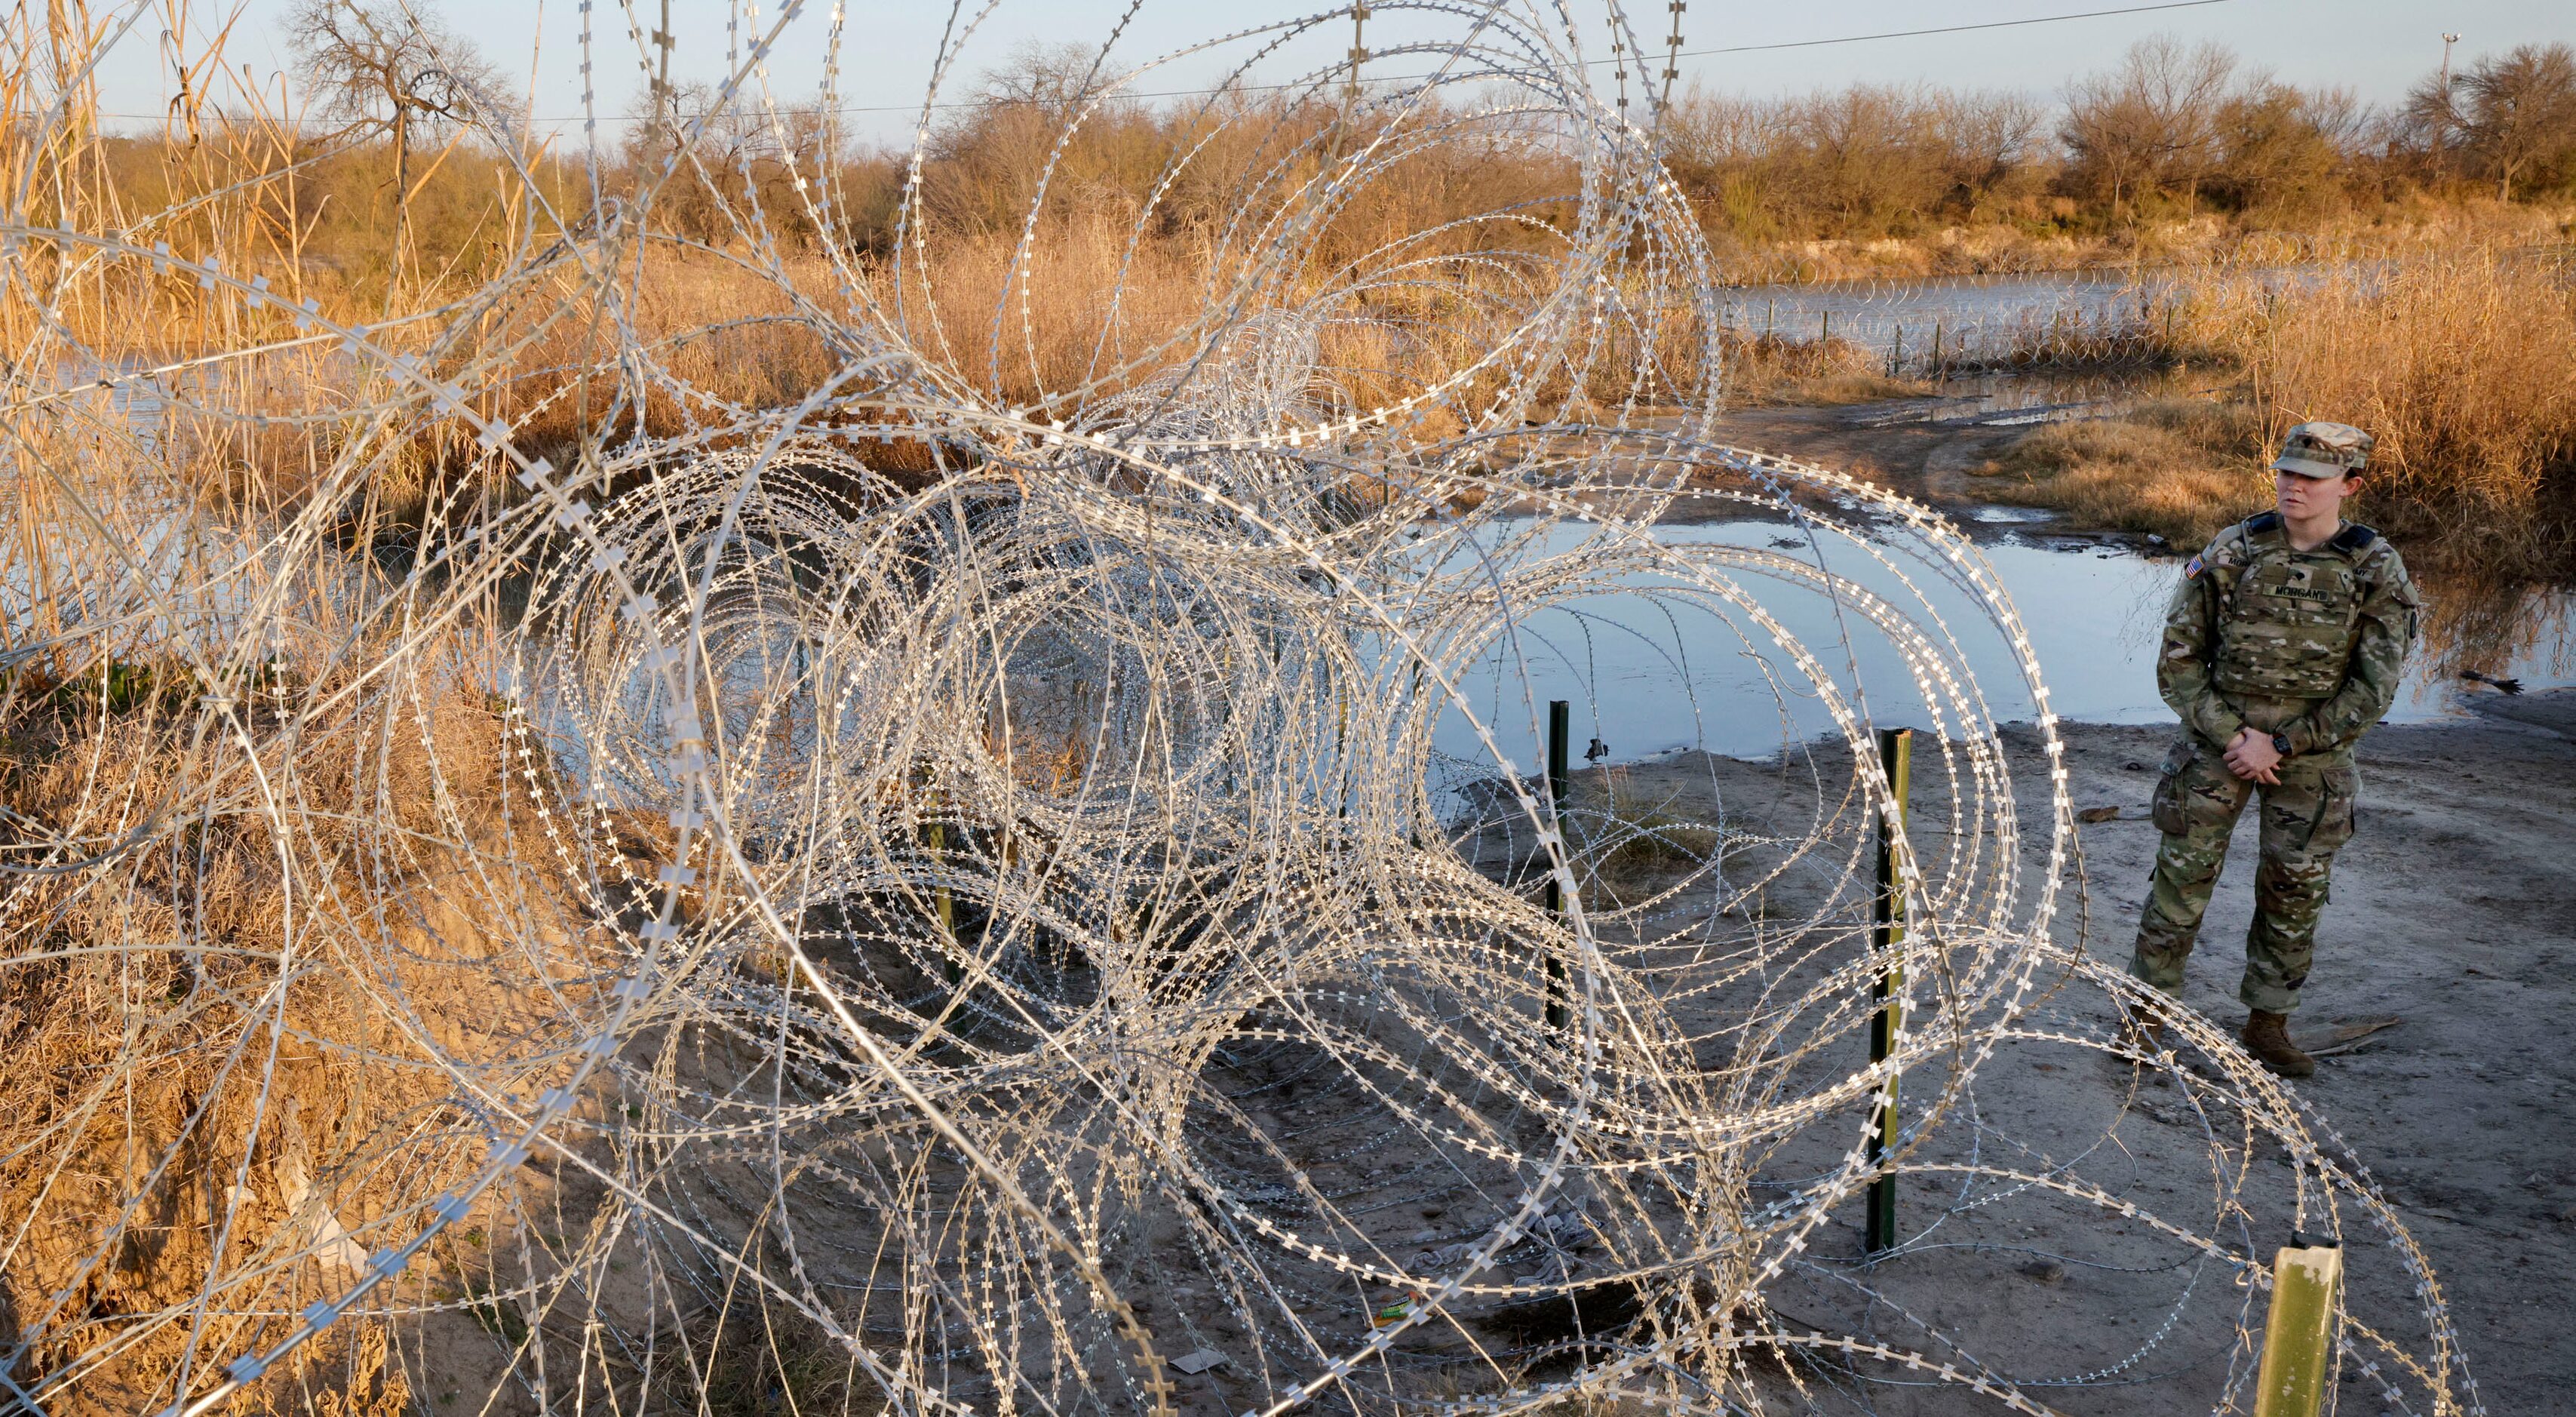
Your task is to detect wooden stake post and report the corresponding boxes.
[1865,727,1912,1254]
[1543,700,1572,1030]
[2253,1239,2344,1417]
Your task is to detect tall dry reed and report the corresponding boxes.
[2188,249,2576,569]
[1979,247,2576,576]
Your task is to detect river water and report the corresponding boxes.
[1432,514,2576,774]
[1716,268,2175,361]
[1716,249,2566,361]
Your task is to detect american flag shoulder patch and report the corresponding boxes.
[2183,555,2204,579]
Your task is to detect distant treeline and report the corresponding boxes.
[1662,36,2576,245]
[66,33,2576,294]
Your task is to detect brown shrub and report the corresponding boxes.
[1720,330,1930,407]
[0,643,596,1414]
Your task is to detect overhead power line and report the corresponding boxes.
[1678,0,2231,58]
[97,0,2234,128]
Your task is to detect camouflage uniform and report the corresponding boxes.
[2128,511,2419,1014]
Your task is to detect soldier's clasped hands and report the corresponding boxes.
[2223,727,2283,785]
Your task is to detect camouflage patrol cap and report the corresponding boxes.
[2272,421,2372,478]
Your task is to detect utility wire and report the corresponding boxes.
[1684,0,2229,57]
[95,0,2234,128]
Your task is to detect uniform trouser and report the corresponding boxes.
[2127,734,2360,1015]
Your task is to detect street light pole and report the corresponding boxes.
[2434,33,2464,181]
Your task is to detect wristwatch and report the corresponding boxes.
[2270,731,2294,758]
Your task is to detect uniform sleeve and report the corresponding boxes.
[2280,549,2418,755]
[2155,538,2248,747]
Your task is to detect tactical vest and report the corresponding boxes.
[2209,514,2380,700]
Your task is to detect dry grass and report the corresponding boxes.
[1970,398,2267,546]
[2194,248,2576,573]
[1705,201,2575,286]
[1585,807,1722,892]
[0,635,600,1413]
[1973,249,2576,571]
[1719,330,1930,406]
[654,1292,880,1417]
[1561,768,1727,908]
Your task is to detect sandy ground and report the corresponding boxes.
[1503,394,2030,507]
[2040,695,2576,1413]
[366,701,2573,1416]
[1706,400,2028,512]
[1575,395,2126,543]
[1394,690,2562,1413]
[1442,685,2565,1412]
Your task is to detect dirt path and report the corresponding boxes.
[1431,692,2572,1412]
[2024,699,2572,1410]
[1704,401,2028,512]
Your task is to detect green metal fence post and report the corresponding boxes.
[1865,727,1913,1255]
[926,801,962,988]
[1543,699,1572,1030]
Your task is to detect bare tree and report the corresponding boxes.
[2452,43,2576,201]
[1782,85,1935,232]
[2061,35,2238,219]
[1660,89,1792,239]
[2209,78,2366,217]
[971,40,1108,114]
[923,42,1147,234]
[2399,72,2462,178]
[622,81,848,249]
[1664,83,2035,239]
[287,0,498,255]
[1927,90,2048,218]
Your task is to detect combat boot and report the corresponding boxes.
[2240,1010,2315,1078]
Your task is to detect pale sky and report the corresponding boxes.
[88,0,2573,147]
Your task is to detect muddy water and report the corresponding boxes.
[1713,263,2347,362]
[1719,269,2165,358]
[1432,515,2575,774]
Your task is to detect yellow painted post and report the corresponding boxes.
[2253,1239,2343,1417]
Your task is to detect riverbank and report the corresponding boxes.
[2044,697,2576,1416]
[1702,386,2258,546]
[1707,244,2576,583]
[1544,694,2574,1414]
[1703,206,2574,287]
